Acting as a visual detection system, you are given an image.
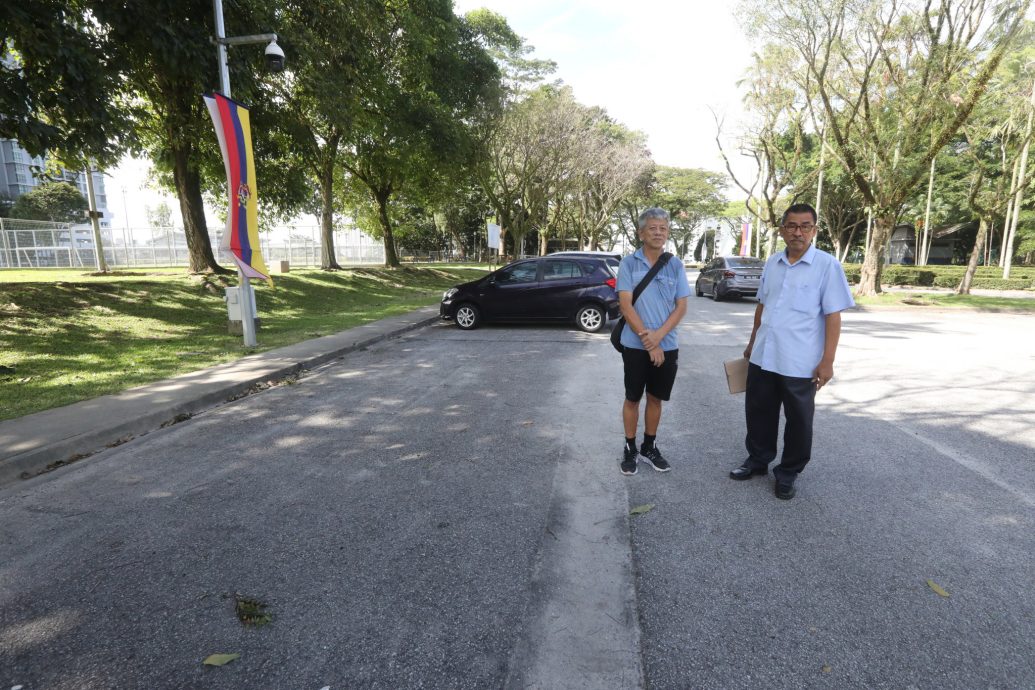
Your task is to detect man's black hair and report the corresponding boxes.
[781,203,817,225]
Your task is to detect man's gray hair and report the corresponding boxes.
[638,207,670,229]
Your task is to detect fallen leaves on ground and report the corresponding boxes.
[629,504,655,516]
[926,579,950,597]
[203,653,239,666]
[235,595,272,626]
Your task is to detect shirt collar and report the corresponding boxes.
[633,246,667,267]
[778,243,817,266]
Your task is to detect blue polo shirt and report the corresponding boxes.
[750,245,855,378]
[617,249,690,351]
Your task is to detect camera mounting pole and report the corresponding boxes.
[211,0,269,347]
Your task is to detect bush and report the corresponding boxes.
[840,263,1034,290]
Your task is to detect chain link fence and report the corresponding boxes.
[0,219,399,269]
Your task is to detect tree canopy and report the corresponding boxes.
[9,182,88,223]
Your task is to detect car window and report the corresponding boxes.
[542,260,583,280]
[727,257,764,268]
[496,262,538,285]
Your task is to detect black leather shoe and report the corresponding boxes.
[729,464,767,480]
[774,483,796,500]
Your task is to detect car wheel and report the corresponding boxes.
[454,303,481,330]
[695,280,704,297]
[575,304,606,333]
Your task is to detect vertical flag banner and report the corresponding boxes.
[203,93,272,286]
[739,222,752,256]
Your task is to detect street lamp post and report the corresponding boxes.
[121,186,131,266]
[211,0,282,347]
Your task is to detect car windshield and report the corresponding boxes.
[726,257,764,268]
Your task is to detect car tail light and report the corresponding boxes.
[604,277,616,289]
[723,271,736,278]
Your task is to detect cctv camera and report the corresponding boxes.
[265,39,285,72]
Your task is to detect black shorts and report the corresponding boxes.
[623,348,679,402]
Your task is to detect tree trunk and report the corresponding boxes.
[957,217,988,295]
[856,215,895,296]
[539,231,548,256]
[172,143,226,274]
[318,161,341,270]
[374,189,400,267]
[510,230,526,260]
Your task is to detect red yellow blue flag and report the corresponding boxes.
[739,222,752,256]
[203,93,271,286]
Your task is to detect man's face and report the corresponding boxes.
[780,211,816,254]
[639,217,670,250]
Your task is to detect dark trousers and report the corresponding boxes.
[744,363,816,484]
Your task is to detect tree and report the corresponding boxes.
[480,87,575,257]
[744,0,1033,294]
[89,0,280,274]
[566,117,653,253]
[0,1,127,167]
[716,44,818,257]
[651,167,728,259]
[340,0,504,268]
[257,0,380,270]
[9,182,88,223]
[145,201,174,230]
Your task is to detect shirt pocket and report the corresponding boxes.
[790,283,819,317]
[654,274,677,301]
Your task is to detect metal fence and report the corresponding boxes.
[0,219,398,269]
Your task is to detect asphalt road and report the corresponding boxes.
[2,290,1033,689]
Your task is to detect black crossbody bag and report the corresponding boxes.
[610,252,673,353]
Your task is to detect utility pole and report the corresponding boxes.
[211,0,279,347]
[84,167,108,273]
[121,186,131,266]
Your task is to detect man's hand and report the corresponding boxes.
[812,358,834,390]
[639,329,661,352]
[649,347,665,367]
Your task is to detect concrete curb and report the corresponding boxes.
[0,306,440,488]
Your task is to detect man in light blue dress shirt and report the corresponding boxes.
[729,203,855,499]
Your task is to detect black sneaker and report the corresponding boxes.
[620,447,638,475]
[640,445,671,472]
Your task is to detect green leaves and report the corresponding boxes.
[202,653,239,666]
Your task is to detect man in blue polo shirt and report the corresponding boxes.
[616,207,690,476]
[729,203,855,499]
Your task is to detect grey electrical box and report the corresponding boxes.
[224,286,261,334]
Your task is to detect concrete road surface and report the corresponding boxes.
[2,293,1033,688]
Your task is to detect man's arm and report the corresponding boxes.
[618,291,650,341]
[813,311,841,390]
[743,303,764,359]
[639,296,686,352]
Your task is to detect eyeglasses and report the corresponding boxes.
[781,223,816,233]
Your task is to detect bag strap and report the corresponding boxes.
[631,252,673,305]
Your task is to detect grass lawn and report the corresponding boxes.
[853,291,1035,312]
[0,265,488,421]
